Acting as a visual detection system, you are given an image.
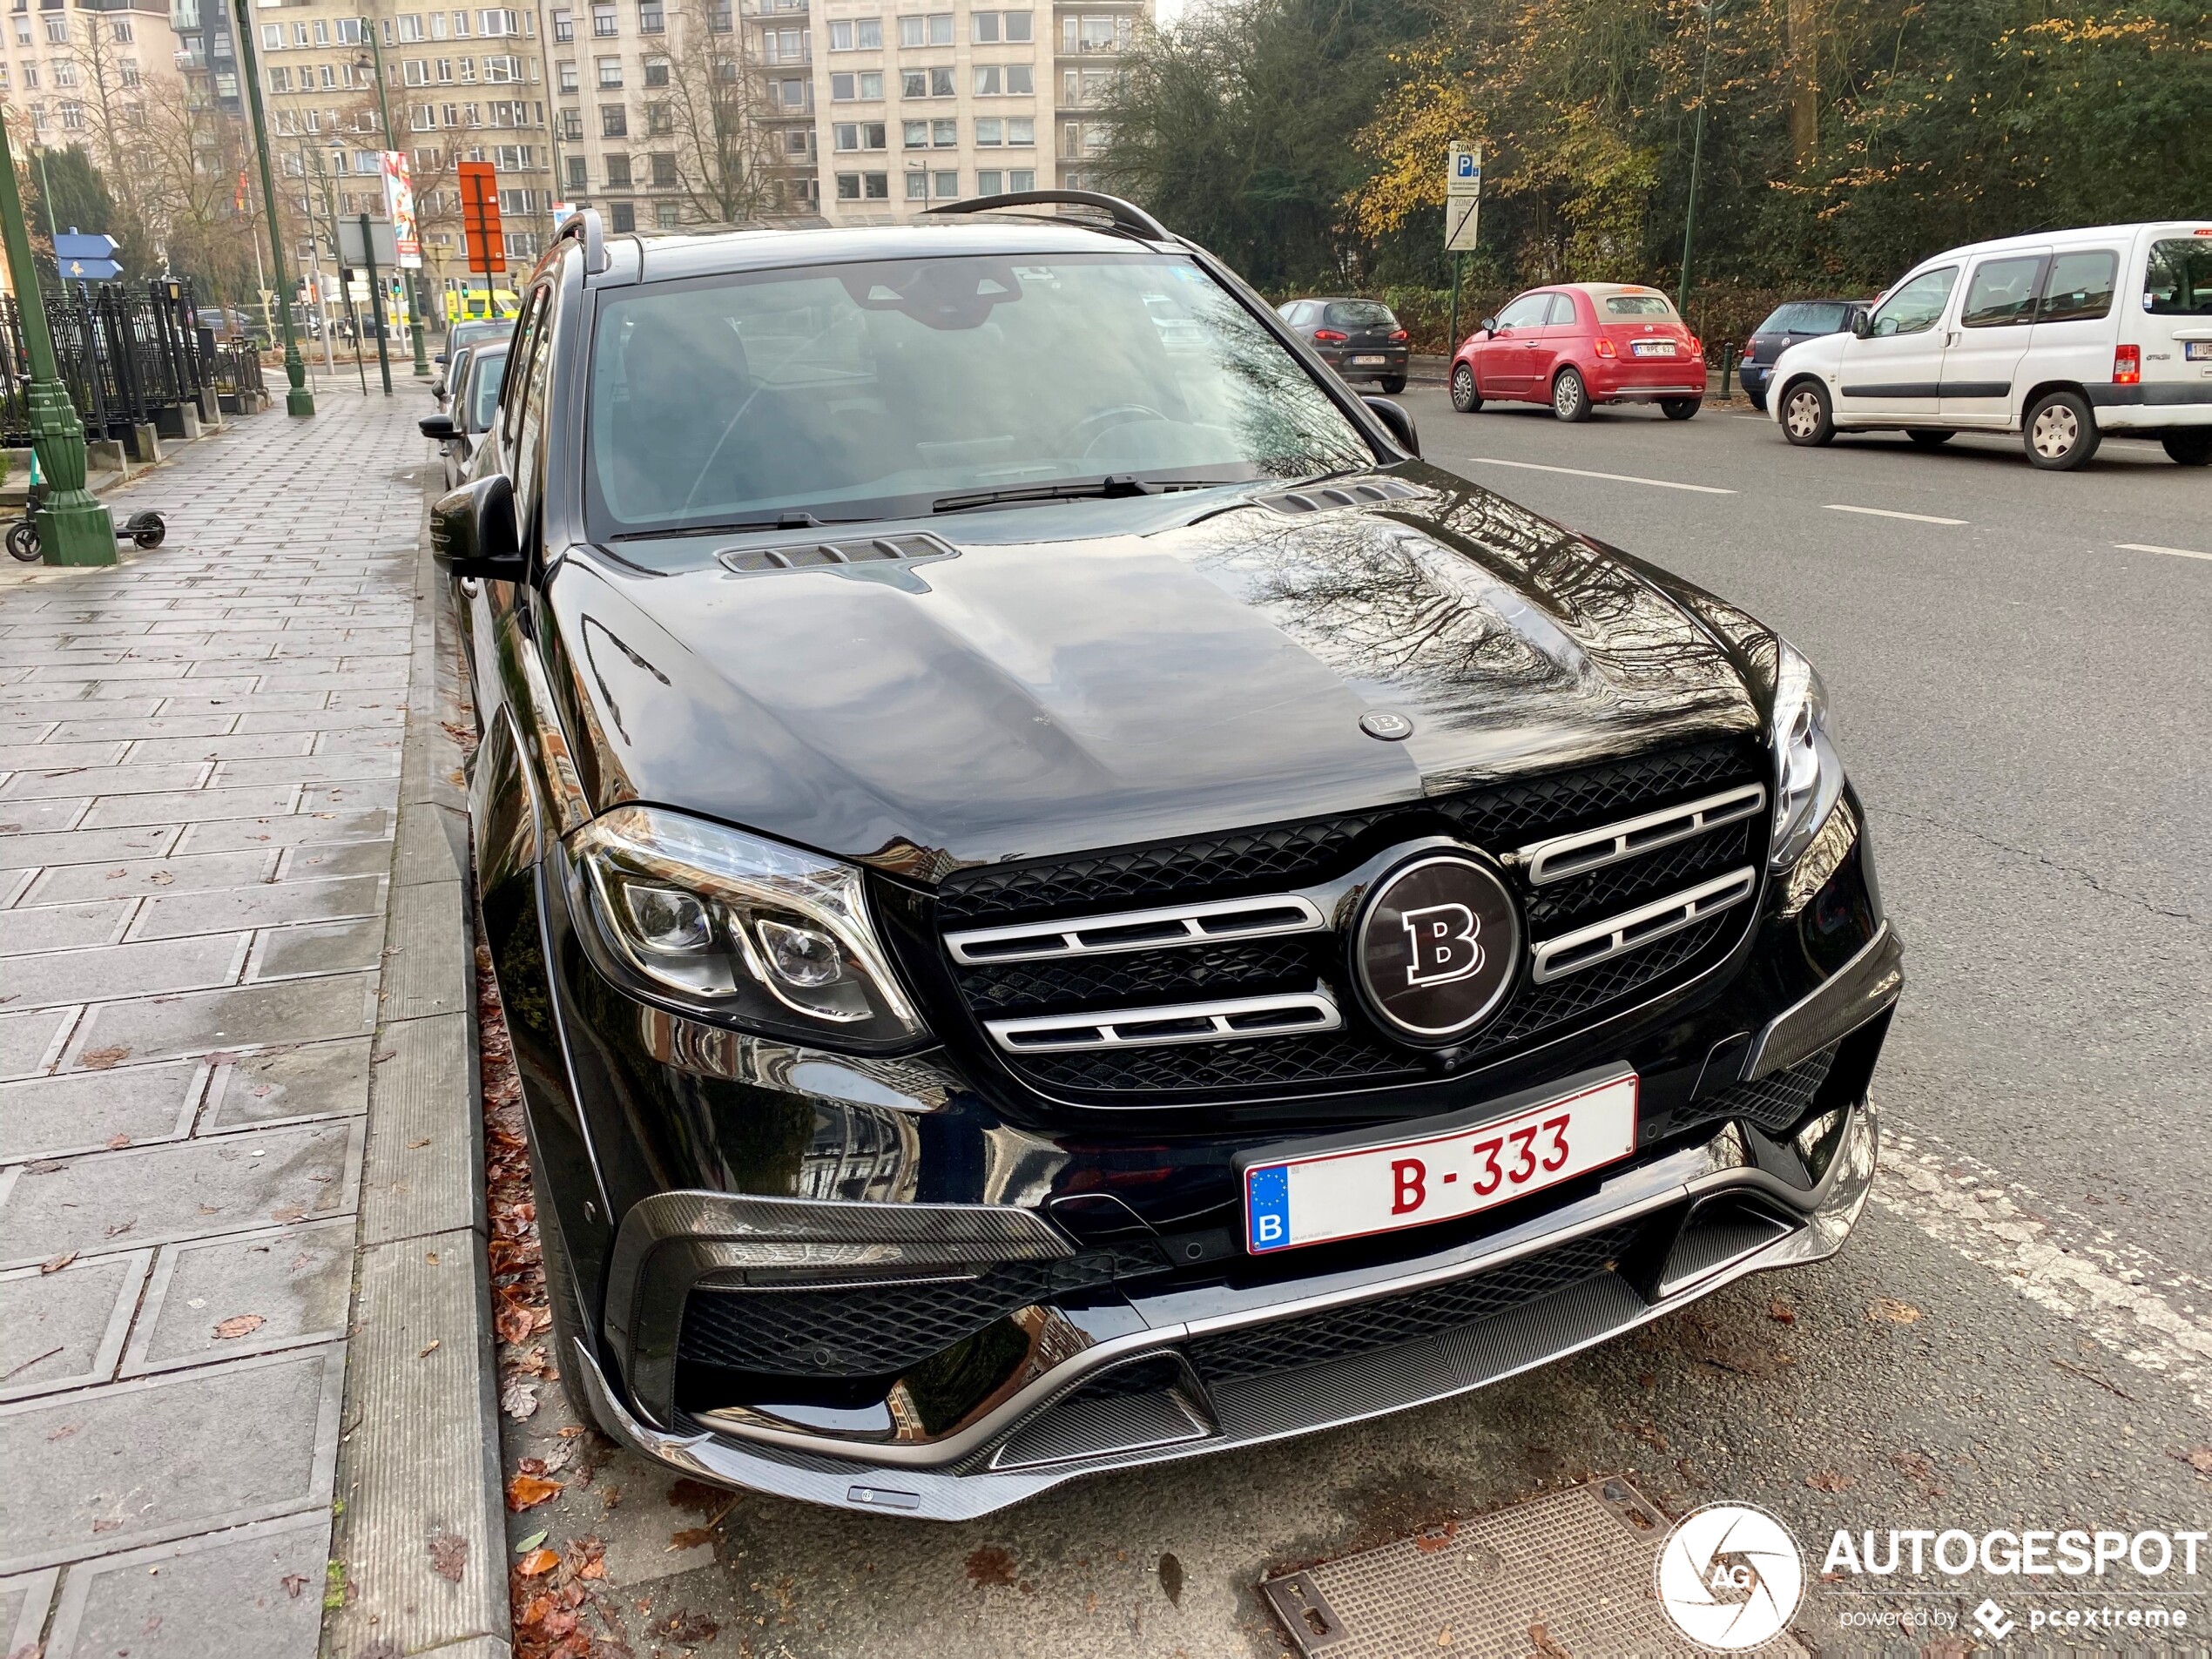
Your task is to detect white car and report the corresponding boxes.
[1768,221,2212,469]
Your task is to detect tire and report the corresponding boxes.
[1779,379,1835,447]
[2023,390,2100,470]
[6,521,39,563]
[1745,389,1767,413]
[2162,431,2212,466]
[1661,397,1701,421]
[1551,368,1591,423]
[1449,363,1482,414]
[128,513,165,550]
[1378,374,1406,395]
[1905,429,1955,448]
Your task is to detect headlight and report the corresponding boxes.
[564,805,927,1049]
[1768,639,1846,871]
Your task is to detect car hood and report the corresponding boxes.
[541,467,1764,877]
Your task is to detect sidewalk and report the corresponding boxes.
[0,394,501,1659]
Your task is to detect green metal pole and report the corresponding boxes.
[1676,0,1717,315]
[0,108,111,563]
[361,214,392,396]
[360,19,429,378]
[233,0,313,416]
[1449,255,1460,356]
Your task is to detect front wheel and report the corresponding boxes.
[1551,368,1591,423]
[6,521,39,563]
[1449,363,1482,414]
[1661,397,1701,421]
[2024,390,2100,470]
[1378,374,1406,395]
[1780,380,1835,447]
[1905,428,1955,448]
[2162,430,2212,466]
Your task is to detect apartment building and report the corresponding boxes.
[251,0,556,311]
[172,0,243,112]
[0,0,187,153]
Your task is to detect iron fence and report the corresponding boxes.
[0,279,233,447]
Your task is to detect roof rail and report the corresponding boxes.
[922,189,1172,243]
[554,207,609,275]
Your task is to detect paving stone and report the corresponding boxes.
[381,880,469,1023]
[0,1346,345,1573]
[0,797,91,836]
[0,1008,71,1080]
[123,1219,354,1374]
[358,1013,479,1247]
[0,741,131,770]
[0,898,134,956]
[0,763,213,803]
[173,808,389,855]
[0,1061,204,1162]
[0,1118,363,1267]
[49,715,236,742]
[0,823,180,872]
[393,802,469,888]
[251,918,387,981]
[65,972,377,1069]
[84,678,266,699]
[233,706,407,736]
[39,1512,328,1659]
[19,849,278,905]
[0,1251,148,1400]
[280,839,393,881]
[211,752,405,789]
[0,934,248,1011]
[80,786,300,830]
[149,693,333,717]
[130,874,385,941]
[203,1040,372,1129]
[122,733,316,765]
[0,1565,57,1656]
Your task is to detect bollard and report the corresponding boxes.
[1721,344,1734,400]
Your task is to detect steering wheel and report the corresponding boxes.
[1065,403,1170,461]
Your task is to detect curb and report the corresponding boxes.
[323,474,510,1659]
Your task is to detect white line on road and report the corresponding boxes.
[1467,457,1737,495]
[2116,542,2212,563]
[1824,503,1968,525]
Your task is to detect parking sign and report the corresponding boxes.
[1446,144,1482,253]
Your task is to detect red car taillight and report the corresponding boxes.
[1388,329,1409,342]
[2113,344,2141,384]
[1594,337,1617,358]
[1313,328,1347,343]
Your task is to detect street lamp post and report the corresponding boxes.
[232,0,314,417]
[1676,0,1721,315]
[356,19,430,378]
[0,106,113,564]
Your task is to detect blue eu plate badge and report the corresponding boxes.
[1246,1164,1291,1252]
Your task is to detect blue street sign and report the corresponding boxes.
[63,258,123,281]
[53,231,119,262]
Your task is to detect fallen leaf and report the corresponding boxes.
[103,1221,134,1238]
[518,1458,547,1476]
[80,1045,131,1069]
[1530,1622,1571,1658]
[39,1251,78,1275]
[105,1133,132,1150]
[1413,1521,1460,1553]
[965,1545,1017,1588]
[1768,1299,1797,1325]
[47,1423,79,1441]
[408,1137,431,1149]
[500,1378,539,1420]
[91,1518,122,1534]
[1437,1627,1452,1649]
[418,1339,441,1359]
[1157,1550,1184,1605]
[213,1313,266,1339]
[506,1474,563,1512]
[654,1611,718,1644]
[280,1572,310,1598]
[2177,1446,2212,1478]
[271,1204,307,1224]
[149,871,173,885]
[665,1477,727,1515]
[1867,1297,1922,1325]
[494,1301,536,1345]
[427,1532,467,1582]
[668,1527,717,1551]
[513,1529,549,1554]
[515,1548,560,1577]
[1804,1470,1858,1493]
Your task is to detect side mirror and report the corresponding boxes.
[419,413,458,442]
[431,475,526,581]
[1850,310,1872,338]
[1363,395,1420,457]
[433,352,448,365]
[1477,317,1497,334]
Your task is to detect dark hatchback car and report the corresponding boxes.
[1737,300,1865,410]
[435,193,1899,1521]
[1278,297,1411,392]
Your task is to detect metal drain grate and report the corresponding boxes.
[1260,1478,1808,1658]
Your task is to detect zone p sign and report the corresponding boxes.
[1446,143,1481,252]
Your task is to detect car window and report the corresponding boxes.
[1794,302,1850,334]
[467,347,509,434]
[1322,300,1395,329]
[506,288,555,526]
[1601,293,1676,318]
[583,252,1376,543]
[1868,266,1956,336]
[1494,293,1550,330]
[2141,239,2212,316]
[1546,293,1578,326]
[1961,254,2047,328]
[2036,251,2118,323]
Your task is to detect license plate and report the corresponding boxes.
[2188,342,2212,361]
[1350,354,1387,366]
[1632,341,1678,357]
[1244,1073,1639,1254]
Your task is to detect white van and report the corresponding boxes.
[1768,222,2212,469]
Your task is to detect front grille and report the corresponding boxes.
[1186,1224,1638,1384]
[929,741,1766,1102]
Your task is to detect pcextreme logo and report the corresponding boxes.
[1655,1503,1806,1651]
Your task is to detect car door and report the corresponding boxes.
[1940,249,2047,424]
[460,285,551,726]
[1480,292,1552,398]
[1835,265,1958,424]
[1534,291,1582,388]
[2132,233,2212,407]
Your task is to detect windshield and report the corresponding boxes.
[1323,300,1396,329]
[1602,293,1676,319]
[467,347,509,434]
[584,251,1375,538]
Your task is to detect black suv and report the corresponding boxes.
[436,192,1898,1521]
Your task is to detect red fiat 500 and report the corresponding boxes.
[1449,283,1706,421]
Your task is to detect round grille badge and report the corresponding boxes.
[1352,851,1521,1043]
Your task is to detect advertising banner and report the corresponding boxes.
[379,151,422,269]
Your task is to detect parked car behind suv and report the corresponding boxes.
[1278,297,1411,392]
[1450,284,1706,421]
[1737,300,1865,411]
[435,195,1898,1521]
[419,341,509,489]
[1770,221,2212,468]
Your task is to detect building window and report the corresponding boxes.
[43,17,64,42]
[784,127,808,154]
[764,26,805,62]
[606,154,631,185]
[836,172,860,200]
[596,56,620,86]
[650,151,676,185]
[639,0,663,30]
[900,118,925,148]
[600,103,626,134]
[550,7,572,39]
[260,23,282,48]
[933,169,957,198]
[970,10,1030,42]
[978,64,1033,95]
[590,2,616,33]
[565,153,586,187]
[896,12,952,47]
[1064,13,1133,51]
[1007,115,1032,145]
[559,107,583,138]
[556,59,577,90]
[1009,167,1033,190]
[643,54,667,85]
[645,100,671,132]
[777,77,805,106]
[654,200,678,227]
[610,200,635,231]
[904,170,926,200]
[864,172,887,199]
[931,117,954,146]
[833,120,885,152]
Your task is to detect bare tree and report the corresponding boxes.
[133,71,271,308]
[659,0,777,227]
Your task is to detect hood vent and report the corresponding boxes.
[718,532,956,574]
[1254,476,1426,517]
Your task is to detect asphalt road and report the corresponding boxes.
[503,401,2212,1658]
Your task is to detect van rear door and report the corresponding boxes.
[2134,230,2212,416]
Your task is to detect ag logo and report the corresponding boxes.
[1352,850,1518,1044]
[1655,1503,1804,1651]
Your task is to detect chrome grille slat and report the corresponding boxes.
[1529,868,1757,986]
[1516,784,1766,887]
[986,991,1342,1054]
[946,894,1329,966]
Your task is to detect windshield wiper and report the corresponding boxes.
[931,475,1244,516]
[610,510,869,542]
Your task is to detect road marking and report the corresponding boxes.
[2116,542,2212,563]
[1823,503,1967,525]
[1467,457,1736,495]
[1874,1122,2212,1415]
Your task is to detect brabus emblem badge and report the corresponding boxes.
[1352,851,1520,1043]
[1359,710,1414,741]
